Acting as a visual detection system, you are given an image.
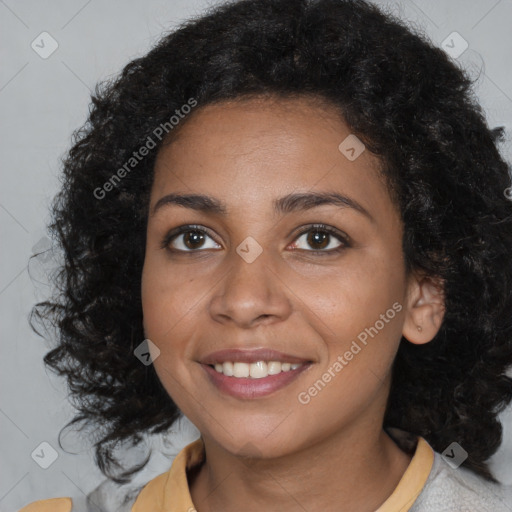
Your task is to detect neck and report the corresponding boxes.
[189,421,412,511]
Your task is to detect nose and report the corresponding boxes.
[209,246,292,329]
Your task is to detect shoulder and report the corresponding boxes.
[411,452,512,512]
[17,471,175,512]
[18,497,72,512]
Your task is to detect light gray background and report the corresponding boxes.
[1,0,512,510]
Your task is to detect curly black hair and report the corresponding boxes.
[31,0,512,484]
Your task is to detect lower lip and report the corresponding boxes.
[201,363,312,399]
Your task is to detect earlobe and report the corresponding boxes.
[402,272,446,345]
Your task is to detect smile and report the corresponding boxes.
[210,361,304,378]
[200,348,313,399]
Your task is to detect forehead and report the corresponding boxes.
[151,96,392,216]
[158,96,364,162]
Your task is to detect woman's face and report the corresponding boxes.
[141,96,410,457]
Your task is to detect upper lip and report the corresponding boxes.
[200,348,311,365]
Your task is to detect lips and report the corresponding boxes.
[199,348,313,399]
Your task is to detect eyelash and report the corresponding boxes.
[161,223,350,256]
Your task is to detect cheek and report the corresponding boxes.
[141,264,187,398]
[141,259,196,407]
[141,265,174,341]
[140,255,210,394]
[308,252,406,378]
[141,253,201,339]
[296,273,404,429]
[307,252,405,331]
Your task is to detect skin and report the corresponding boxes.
[141,96,445,511]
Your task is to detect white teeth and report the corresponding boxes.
[222,361,234,376]
[211,360,305,378]
[267,361,282,375]
[250,361,268,379]
[233,362,250,378]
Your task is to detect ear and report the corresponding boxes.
[402,271,446,345]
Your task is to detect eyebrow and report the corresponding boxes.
[152,191,374,222]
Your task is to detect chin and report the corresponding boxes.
[203,423,296,459]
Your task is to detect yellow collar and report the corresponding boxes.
[133,436,434,511]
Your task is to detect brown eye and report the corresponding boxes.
[182,230,206,249]
[306,230,330,250]
[291,224,349,254]
[163,225,221,252]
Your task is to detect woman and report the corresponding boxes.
[22,0,512,510]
